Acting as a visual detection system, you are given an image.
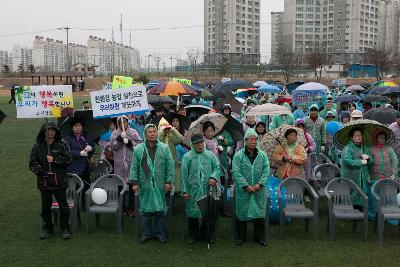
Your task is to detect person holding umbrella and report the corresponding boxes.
[29,122,72,239]
[340,127,373,211]
[110,116,142,216]
[389,114,400,160]
[180,134,221,245]
[304,104,326,153]
[272,128,308,180]
[130,124,174,244]
[368,131,398,220]
[64,118,95,211]
[232,128,270,246]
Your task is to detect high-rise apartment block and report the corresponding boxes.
[204,0,260,66]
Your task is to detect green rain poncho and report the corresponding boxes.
[129,124,175,213]
[340,141,373,207]
[269,103,295,130]
[232,128,270,221]
[180,141,221,218]
[304,104,326,153]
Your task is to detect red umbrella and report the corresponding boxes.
[275,95,292,104]
[147,81,198,96]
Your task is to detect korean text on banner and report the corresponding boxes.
[172,78,192,86]
[102,82,112,90]
[292,89,327,107]
[16,85,74,118]
[112,75,133,89]
[91,86,149,118]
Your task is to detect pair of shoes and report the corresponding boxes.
[139,236,151,243]
[39,229,54,239]
[187,237,198,245]
[258,240,268,246]
[61,229,71,240]
[304,196,310,203]
[234,239,244,246]
[128,210,135,217]
[158,236,168,244]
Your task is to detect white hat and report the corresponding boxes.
[351,110,363,118]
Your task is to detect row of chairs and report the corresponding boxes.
[52,159,400,244]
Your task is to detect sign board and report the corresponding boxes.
[112,75,133,89]
[292,89,327,107]
[172,78,191,86]
[16,85,74,118]
[332,79,346,86]
[90,86,149,118]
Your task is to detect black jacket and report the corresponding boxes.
[29,122,71,190]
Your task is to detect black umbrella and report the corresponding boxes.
[382,87,400,97]
[196,186,222,249]
[363,108,399,125]
[58,110,111,143]
[367,86,392,95]
[221,114,244,144]
[0,109,5,125]
[333,95,362,103]
[364,95,391,103]
[213,95,243,115]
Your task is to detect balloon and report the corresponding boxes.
[91,188,107,205]
[326,121,341,136]
[397,193,400,206]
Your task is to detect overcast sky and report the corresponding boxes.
[0,0,283,65]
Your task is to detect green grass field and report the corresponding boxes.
[1,95,400,266]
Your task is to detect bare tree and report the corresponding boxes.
[186,48,202,78]
[17,64,25,77]
[28,64,36,74]
[276,47,297,84]
[305,44,333,80]
[363,48,392,80]
[2,64,10,77]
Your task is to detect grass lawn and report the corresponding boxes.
[1,95,400,266]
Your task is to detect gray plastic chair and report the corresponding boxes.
[51,173,84,233]
[89,159,113,182]
[230,184,270,242]
[308,153,332,176]
[134,185,175,239]
[85,174,127,235]
[325,177,368,241]
[312,163,341,197]
[278,177,319,240]
[371,178,400,243]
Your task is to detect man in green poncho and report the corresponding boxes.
[130,124,175,244]
[319,100,337,120]
[340,127,373,210]
[232,128,270,246]
[304,104,326,153]
[269,102,295,130]
[180,134,221,244]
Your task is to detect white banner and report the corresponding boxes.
[16,85,74,118]
[90,86,149,118]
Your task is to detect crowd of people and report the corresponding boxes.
[28,85,400,246]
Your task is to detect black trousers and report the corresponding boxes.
[188,217,216,240]
[8,94,16,104]
[41,188,70,231]
[235,218,266,242]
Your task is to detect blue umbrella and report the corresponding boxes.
[257,84,282,94]
[367,86,392,95]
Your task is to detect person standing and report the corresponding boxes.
[304,104,326,153]
[232,128,270,246]
[272,128,308,180]
[29,122,72,239]
[389,114,400,160]
[8,85,16,104]
[110,115,141,216]
[180,134,221,244]
[64,118,95,211]
[130,124,175,243]
[340,128,373,211]
[368,131,398,220]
